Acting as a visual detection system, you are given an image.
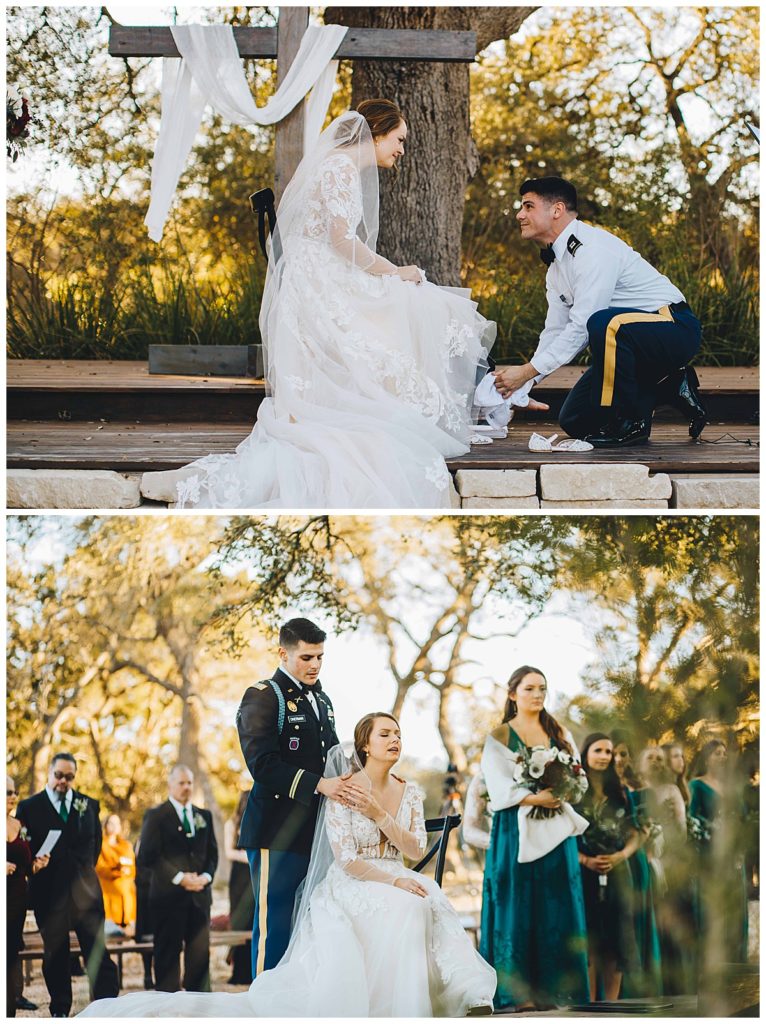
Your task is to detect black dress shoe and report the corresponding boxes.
[657,365,707,438]
[585,417,651,447]
[16,996,38,1011]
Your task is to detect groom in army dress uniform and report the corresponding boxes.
[236,618,351,976]
[494,176,707,446]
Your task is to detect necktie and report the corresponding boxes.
[59,795,69,822]
[540,244,555,267]
[182,807,192,836]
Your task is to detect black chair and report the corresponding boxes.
[413,814,461,888]
[249,188,280,262]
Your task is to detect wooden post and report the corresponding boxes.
[274,7,309,203]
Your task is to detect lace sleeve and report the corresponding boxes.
[325,798,399,885]
[378,785,427,862]
[319,156,397,277]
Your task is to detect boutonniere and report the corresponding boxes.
[73,797,89,817]
[18,825,30,842]
[192,813,207,830]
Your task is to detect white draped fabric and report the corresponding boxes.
[481,732,589,864]
[145,23,347,241]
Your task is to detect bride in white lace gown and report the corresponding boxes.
[79,713,496,1017]
[142,100,496,509]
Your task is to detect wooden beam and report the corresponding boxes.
[274,8,309,203]
[108,25,477,62]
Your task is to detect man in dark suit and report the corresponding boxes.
[136,765,218,993]
[237,617,350,976]
[16,753,119,1017]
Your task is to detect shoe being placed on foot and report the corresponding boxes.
[466,1003,494,1016]
[660,365,708,438]
[585,417,651,447]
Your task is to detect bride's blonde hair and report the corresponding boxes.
[354,712,400,767]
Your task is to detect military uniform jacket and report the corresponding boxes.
[237,668,339,855]
[17,789,103,920]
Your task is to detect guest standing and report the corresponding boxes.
[16,753,119,1017]
[637,745,694,994]
[689,740,748,964]
[7,774,50,1017]
[577,734,640,1000]
[96,815,137,934]
[662,742,691,808]
[610,730,662,997]
[224,793,254,985]
[136,765,218,993]
[480,665,589,1011]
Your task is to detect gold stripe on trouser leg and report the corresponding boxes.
[256,849,269,975]
[600,305,674,406]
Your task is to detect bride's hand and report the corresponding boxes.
[343,782,385,823]
[394,876,428,898]
[395,265,423,285]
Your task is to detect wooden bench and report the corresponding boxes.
[19,930,251,990]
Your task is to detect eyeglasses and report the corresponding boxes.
[53,771,76,782]
[6,790,17,797]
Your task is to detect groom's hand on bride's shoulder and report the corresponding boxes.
[316,772,353,802]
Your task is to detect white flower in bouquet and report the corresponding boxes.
[556,749,572,765]
[7,86,22,118]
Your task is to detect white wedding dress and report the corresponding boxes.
[143,111,495,509]
[79,782,496,1017]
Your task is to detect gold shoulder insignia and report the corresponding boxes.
[252,682,268,691]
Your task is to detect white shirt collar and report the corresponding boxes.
[168,795,195,833]
[45,785,73,810]
[552,217,580,260]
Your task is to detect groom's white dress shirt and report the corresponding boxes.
[281,668,320,718]
[529,218,685,379]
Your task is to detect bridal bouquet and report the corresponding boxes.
[510,744,589,819]
[7,86,35,162]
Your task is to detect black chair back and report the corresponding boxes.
[412,814,461,888]
[249,188,281,263]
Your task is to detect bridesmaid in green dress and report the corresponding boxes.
[689,740,749,964]
[479,666,589,1011]
[611,730,662,997]
[577,734,641,1001]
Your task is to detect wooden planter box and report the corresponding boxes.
[148,344,264,378]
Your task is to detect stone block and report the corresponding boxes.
[539,464,671,501]
[447,475,461,510]
[455,469,537,498]
[7,470,141,509]
[670,475,759,509]
[541,499,669,508]
[461,496,541,509]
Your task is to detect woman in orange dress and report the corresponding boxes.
[96,814,137,932]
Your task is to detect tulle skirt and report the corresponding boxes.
[78,861,496,1017]
[142,243,494,509]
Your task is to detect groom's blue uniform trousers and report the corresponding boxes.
[236,668,339,975]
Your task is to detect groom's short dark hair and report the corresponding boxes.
[520,176,578,212]
[279,618,327,648]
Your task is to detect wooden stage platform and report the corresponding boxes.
[7,360,759,476]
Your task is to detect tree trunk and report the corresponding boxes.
[324,7,535,285]
[178,687,227,882]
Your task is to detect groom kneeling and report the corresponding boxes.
[494,176,706,446]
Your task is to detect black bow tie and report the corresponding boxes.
[296,680,322,694]
[540,245,555,267]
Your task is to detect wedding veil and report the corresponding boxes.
[284,741,365,956]
[258,110,380,390]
